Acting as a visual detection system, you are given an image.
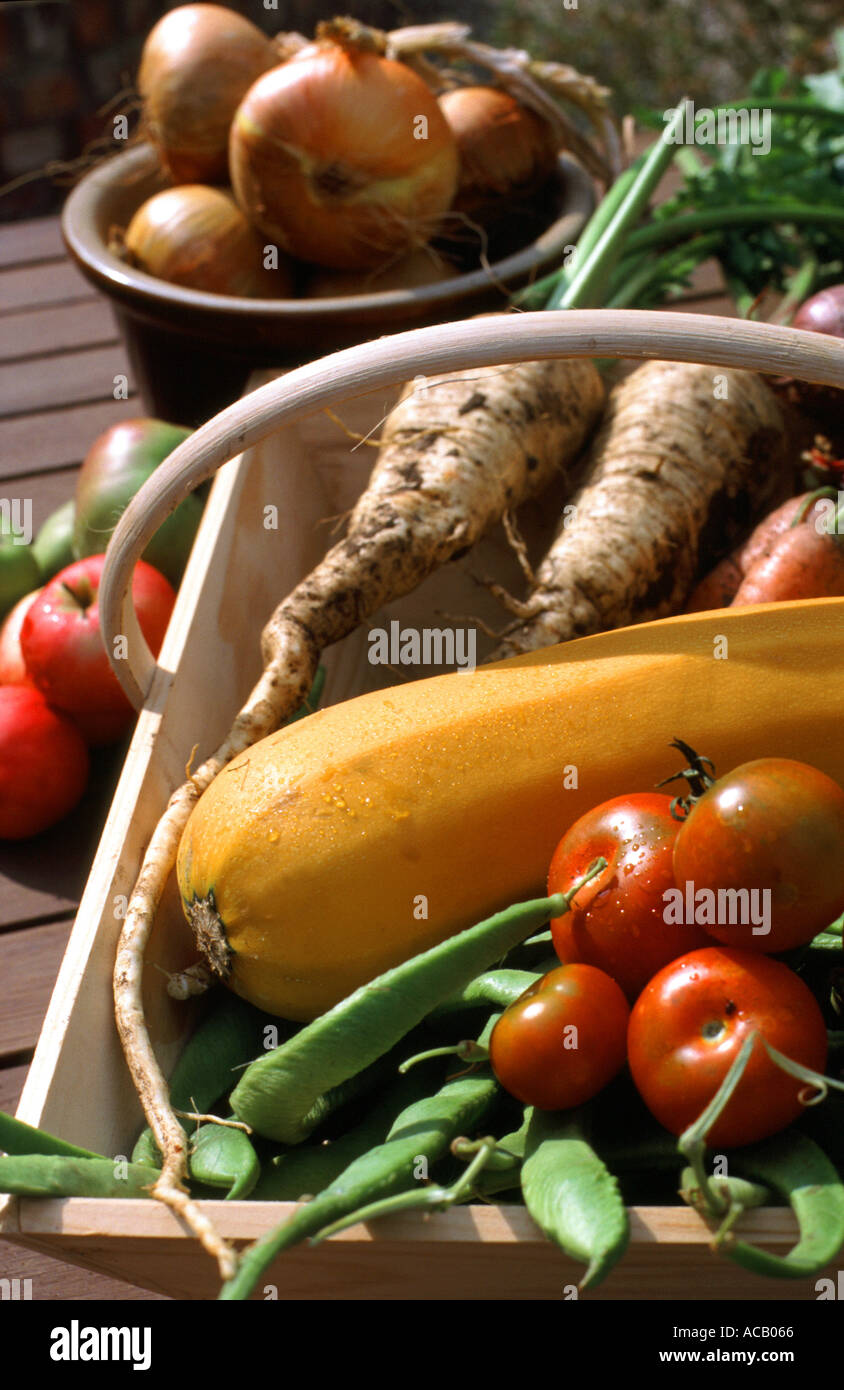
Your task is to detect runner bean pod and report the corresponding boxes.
[220,1016,503,1299]
[230,872,602,1144]
[0,1155,157,1198]
[521,1106,630,1289]
[720,1130,844,1278]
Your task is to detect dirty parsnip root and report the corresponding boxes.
[491,361,789,656]
[113,352,605,1278]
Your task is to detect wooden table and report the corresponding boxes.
[0,208,734,1302]
[0,214,165,1299]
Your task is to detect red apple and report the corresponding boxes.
[20,554,176,745]
[0,685,90,838]
[0,587,41,686]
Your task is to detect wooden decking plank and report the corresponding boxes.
[0,343,132,419]
[0,398,138,476]
[1,466,80,532]
[0,299,117,364]
[0,1062,31,1114]
[0,260,93,313]
[0,921,73,1060]
[0,1244,167,1301]
[0,218,65,269]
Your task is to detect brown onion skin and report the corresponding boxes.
[439,86,558,220]
[124,185,292,298]
[229,41,459,270]
[139,4,276,185]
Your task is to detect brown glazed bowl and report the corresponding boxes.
[62,143,595,426]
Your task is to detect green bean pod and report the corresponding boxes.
[521,1107,630,1290]
[220,1020,502,1299]
[0,1155,156,1199]
[0,1112,103,1161]
[132,991,288,1166]
[187,1124,260,1200]
[680,1166,770,1215]
[250,1070,429,1201]
[722,1131,844,1279]
[453,1107,532,1199]
[230,894,568,1143]
[428,968,542,1020]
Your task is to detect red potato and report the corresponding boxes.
[683,553,744,612]
[732,522,844,605]
[684,492,834,612]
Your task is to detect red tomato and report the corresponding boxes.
[548,793,710,999]
[0,685,89,839]
[21,554,175,746]
[489,963,629,1111]
[627,947,828,1148]
[672,758,844,953]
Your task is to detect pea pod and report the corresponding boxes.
[220,1018,502,1299]
[720,1131,844,1279]
[188,1124,260,1200]
[521,1107,629,1290]
[428,968,542,1020]
[0,1155,156,1198]
[0,1112,103,1161]
[251,1069,430,1201]
[132,991,287,1166]
[452,1107,532,1199]
[680,1165,770,1219]
[231,891,579,1143]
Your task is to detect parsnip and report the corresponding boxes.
[492,361,789,656]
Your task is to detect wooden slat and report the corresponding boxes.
[1,466,80,532]
[0,1243,167,1301]
[0,260,93,313]
[0,344,133,418]
[0,398,138,476]
[0,1063,30,1114]
[0,921,72,1061]
[0,300,118,364]
[0,218,65,269]
[0,744,126,932]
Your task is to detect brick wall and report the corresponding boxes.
[0,0,495,222]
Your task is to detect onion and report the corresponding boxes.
[122,185,292,298]
[307,248,458,298]
[780,284,844,440]
[439,85,559,221]
[139,4,277,184]
[791,284,844,339]
[229,31,459,270]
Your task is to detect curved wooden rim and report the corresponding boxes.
[99,308,844,708]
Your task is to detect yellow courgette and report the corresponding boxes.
[177,599,844,1020]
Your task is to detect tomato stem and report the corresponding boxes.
[656,739,718,820]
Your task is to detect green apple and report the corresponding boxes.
[73,418,201,587]
[33,499,76,581]
[0,524,40,623]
